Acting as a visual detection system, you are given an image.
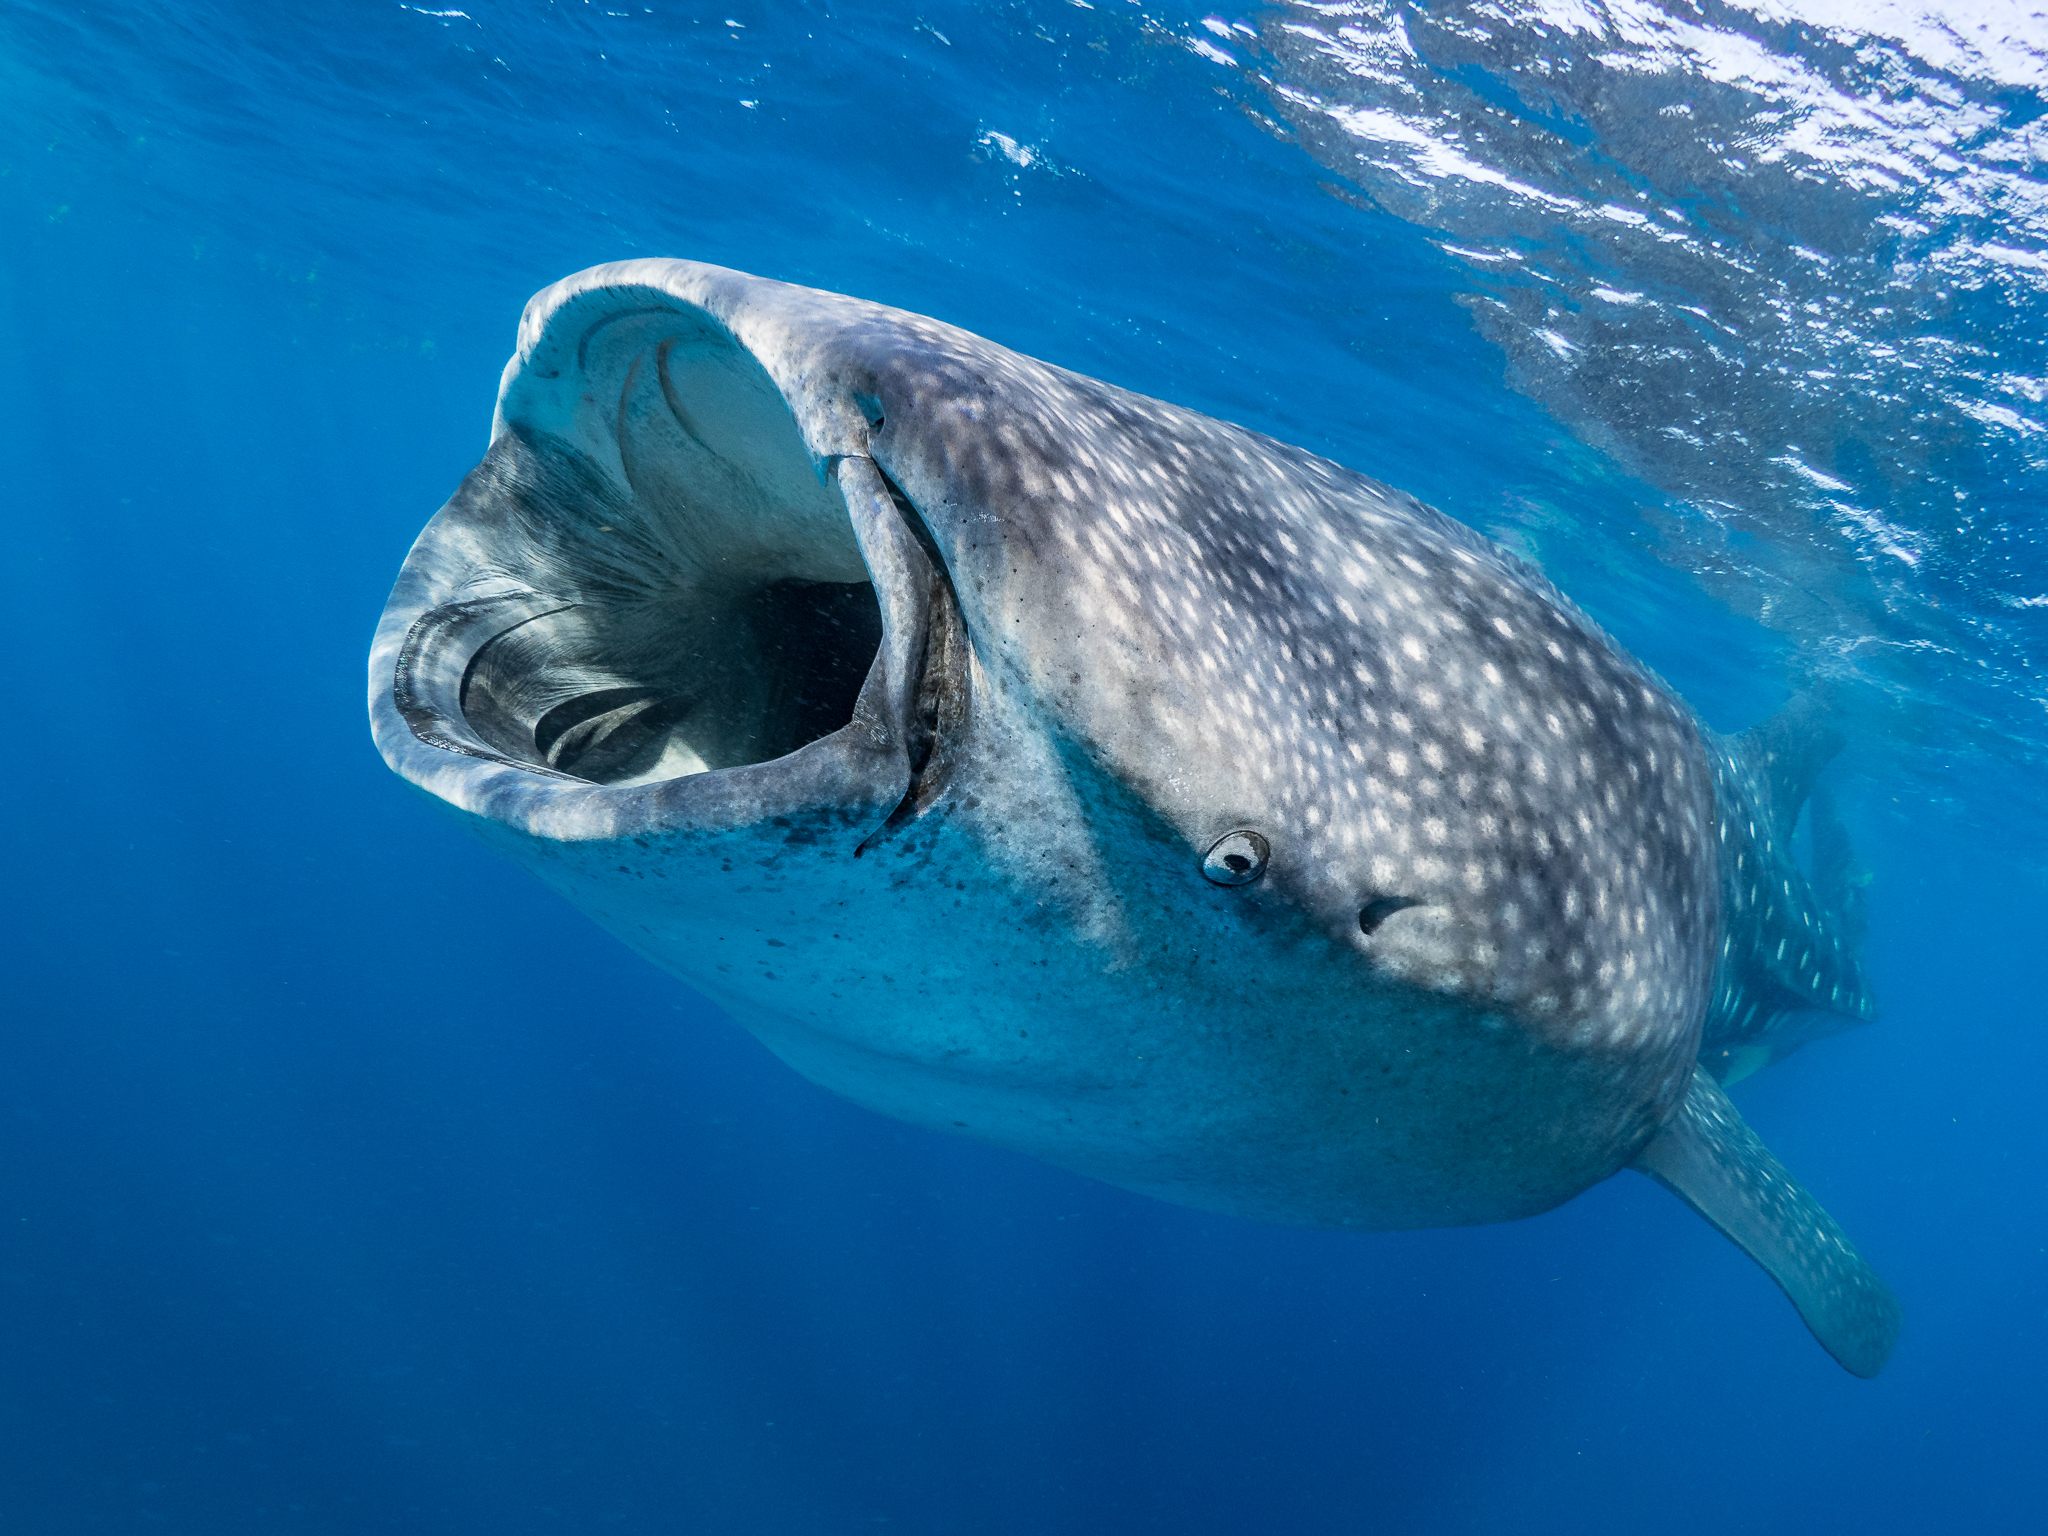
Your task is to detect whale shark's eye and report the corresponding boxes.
[1202,830,1270,886]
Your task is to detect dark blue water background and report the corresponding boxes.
[4,3,2044,1531]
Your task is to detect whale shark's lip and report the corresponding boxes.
[368,269,971,847]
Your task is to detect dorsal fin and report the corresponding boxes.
[1805,779,1870,952]
[1732,689,1844,838]
[1632,1070,1899,1377]
[1699,688,1874,1081]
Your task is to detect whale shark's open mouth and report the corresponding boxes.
[372,281,966,841]
[410,397,886,792]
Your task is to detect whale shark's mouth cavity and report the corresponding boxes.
[389,305,923,797]
[458,562,882,786]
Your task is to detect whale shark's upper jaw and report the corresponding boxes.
[367,268,970,846]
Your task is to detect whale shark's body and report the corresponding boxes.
[370,260,1897,1375]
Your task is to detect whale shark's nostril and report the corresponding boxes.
[1358,895,1424,936]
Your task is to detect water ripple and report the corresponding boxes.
[1231,0,2048,779]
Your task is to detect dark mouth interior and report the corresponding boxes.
[461,577,882,785]
[448,314,885,786]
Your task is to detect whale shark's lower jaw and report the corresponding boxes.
[369,289,967,844]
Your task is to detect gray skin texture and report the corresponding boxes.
[370,260,1887,1364]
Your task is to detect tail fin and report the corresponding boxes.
[1700,691,1875,1082]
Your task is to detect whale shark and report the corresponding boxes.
[369,259,1898,1376]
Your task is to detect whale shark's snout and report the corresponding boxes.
[371,260,1899,1378]
[369,267,969,846]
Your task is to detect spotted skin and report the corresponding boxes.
[873,342,1720,1064]
[1699,728,1876,1082]
[369,260,1893,1372]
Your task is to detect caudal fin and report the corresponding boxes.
[1633,1070,1900,1378]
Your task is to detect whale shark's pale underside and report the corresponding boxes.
[369,260,1898,1376]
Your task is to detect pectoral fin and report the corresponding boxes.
[1632,1070,1900,1377]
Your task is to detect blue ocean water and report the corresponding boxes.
[4,1,2045,1530]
